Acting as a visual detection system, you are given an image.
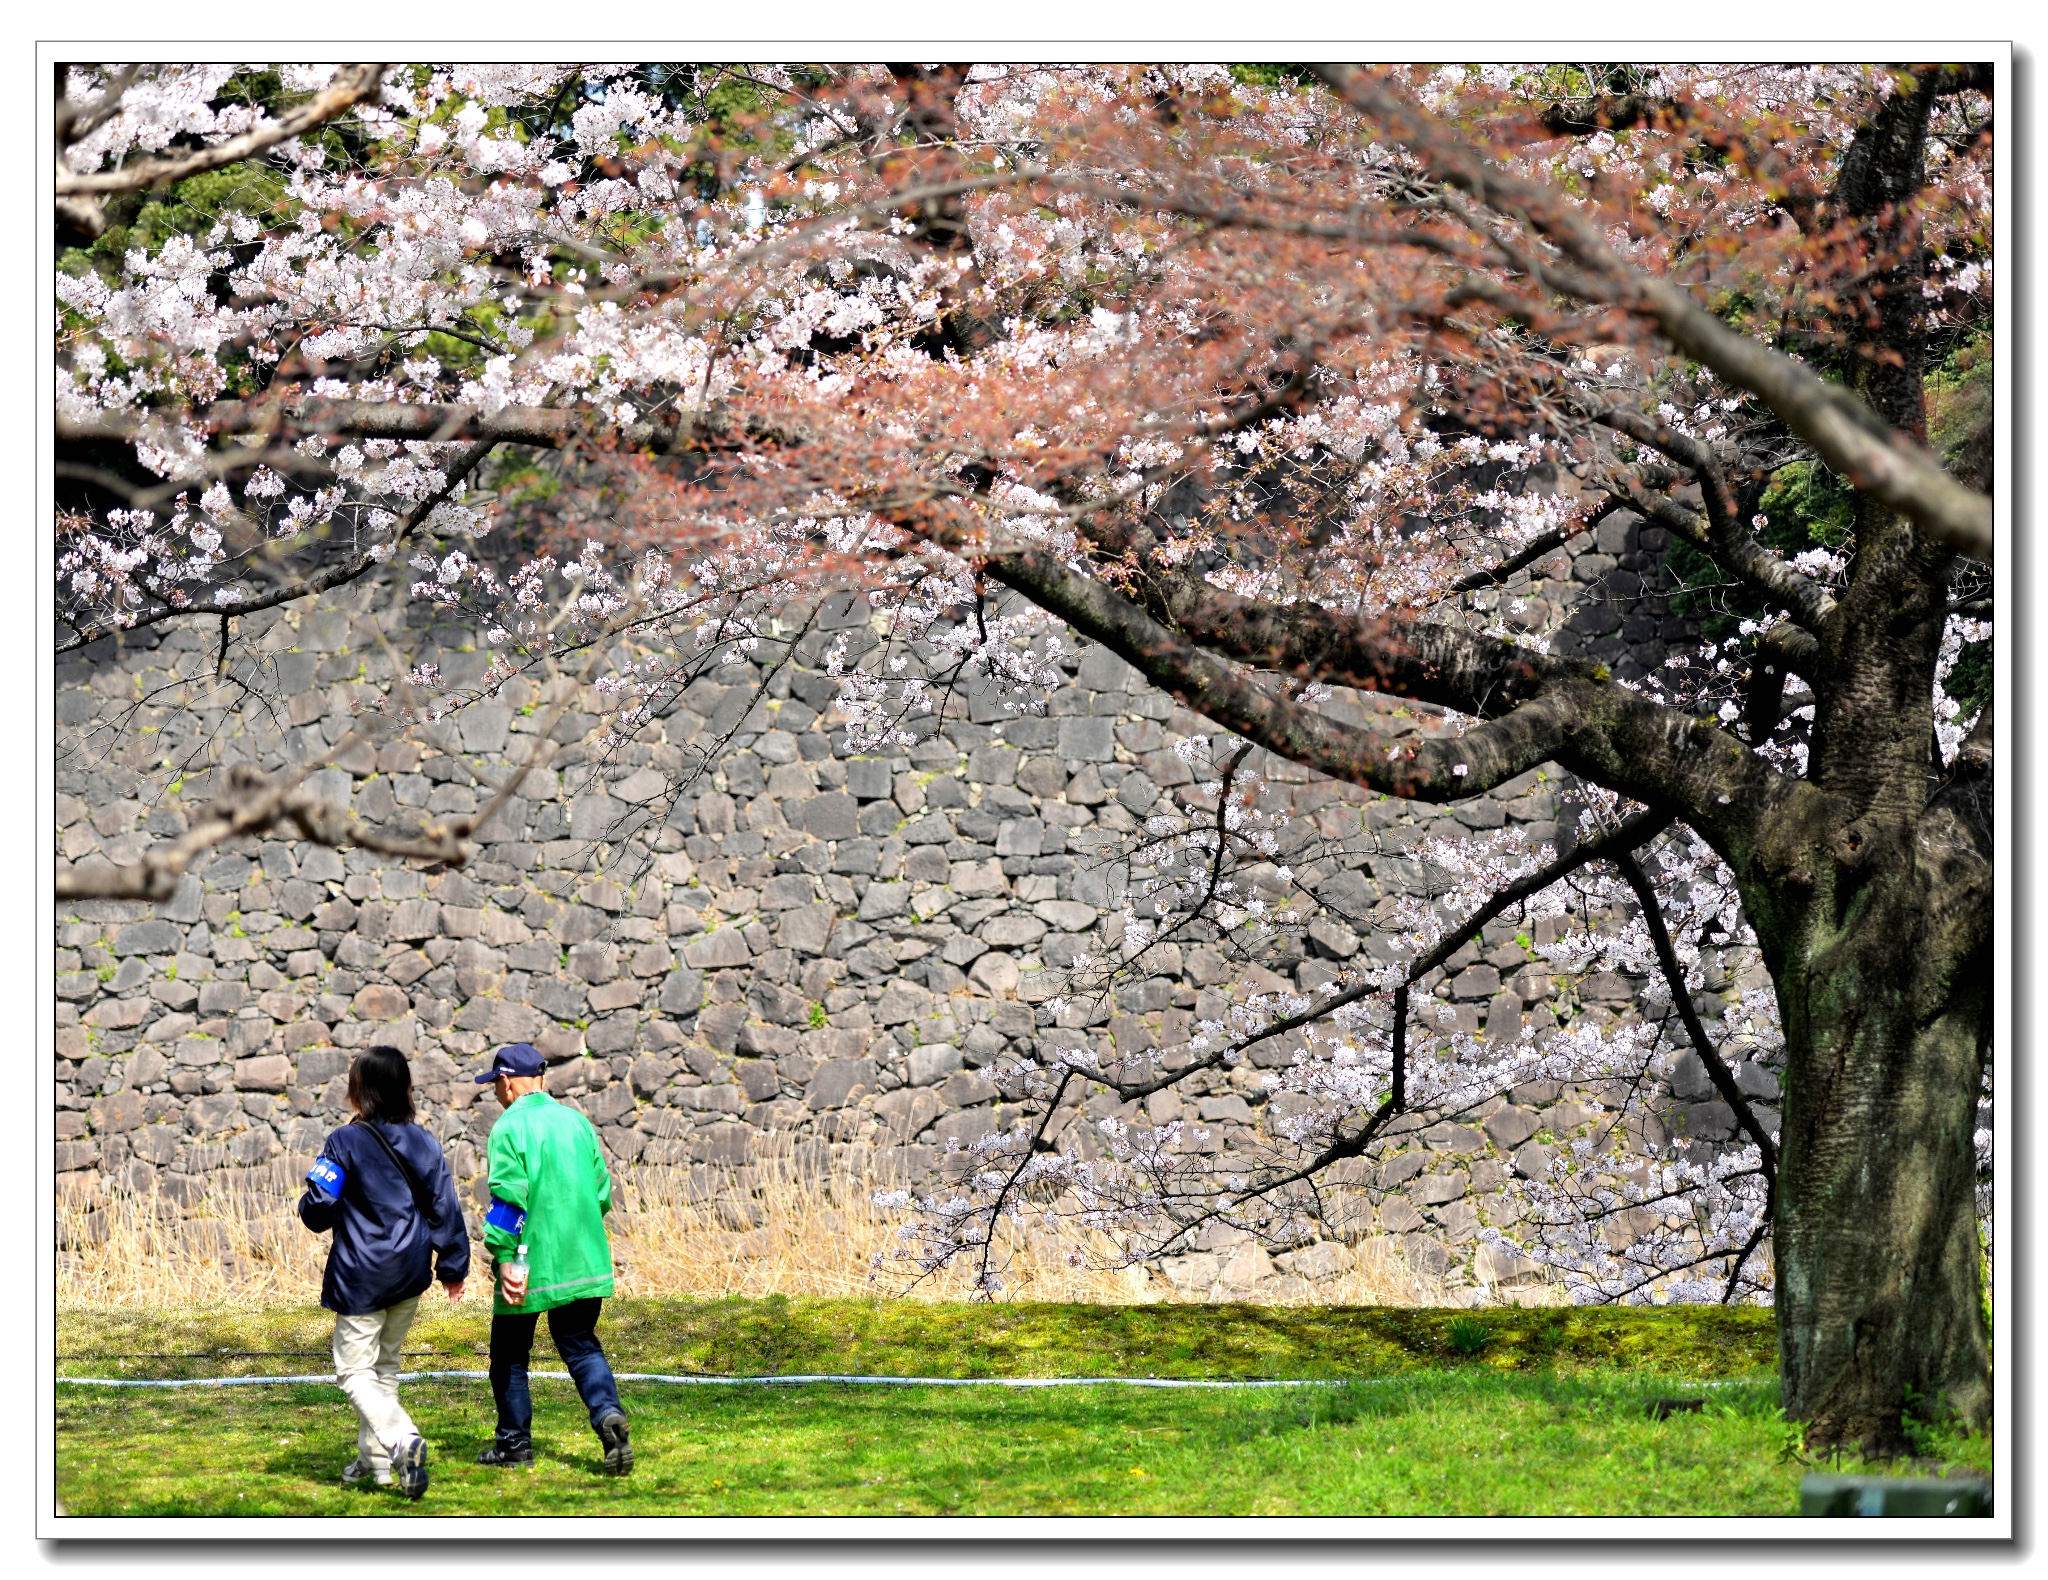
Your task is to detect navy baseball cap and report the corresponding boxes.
[476,1042,546,1082]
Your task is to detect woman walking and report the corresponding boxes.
[298,1044,471,1499]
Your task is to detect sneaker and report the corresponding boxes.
[597,1411,633,1476]
[476,1442,535,1468]
[341,1457,393,1488]
[393,1435,429,1500]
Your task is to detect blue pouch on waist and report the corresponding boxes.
[485,1196,527,1236]
[306,1155,345,1199]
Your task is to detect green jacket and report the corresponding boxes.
[484,1092,615,1314]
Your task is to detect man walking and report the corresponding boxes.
[473,1042,632,1475]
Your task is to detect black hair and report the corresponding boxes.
[348,1045,416,1125]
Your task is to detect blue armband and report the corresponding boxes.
[485,1196,527,1236]
[306,1156,345,1199]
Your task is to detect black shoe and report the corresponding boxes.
[597,1412,633,1476]
[394,1435,429,1500]
[476,1443,535,1467]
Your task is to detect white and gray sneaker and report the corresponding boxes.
[342,1457,394,1488]
[393,1435,430,1500]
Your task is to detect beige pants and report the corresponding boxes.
[332,1297,421,1473]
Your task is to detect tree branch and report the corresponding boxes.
[186,395,774,456]
[55,65,387,198]
[1613,851,1778,1195]
[983,546,1575,801]
[1570,401,1837,629]
[1309,65,1994,563]
[1439,502,1610,599]
[57,438,496,654]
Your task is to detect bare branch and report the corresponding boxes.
[1438,502,1611,600]
[1613,851,1778,1194]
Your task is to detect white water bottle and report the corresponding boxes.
[504,1242,530,1306]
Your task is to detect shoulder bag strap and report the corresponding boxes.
[359,1119,435,1221]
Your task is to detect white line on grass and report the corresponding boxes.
[55,1371,1341,1389]
[55,1371,1756,1390]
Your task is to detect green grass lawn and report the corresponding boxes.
[54,1298,1991,1518]
[59,1294,1780,1381]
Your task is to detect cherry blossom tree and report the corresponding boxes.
[53,61,1995,1454]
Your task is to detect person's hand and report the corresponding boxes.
[444,1279,466,1301]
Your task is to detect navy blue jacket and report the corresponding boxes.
[298,1118,471,1315]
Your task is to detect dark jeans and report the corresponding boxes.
[489,1297,622,1450]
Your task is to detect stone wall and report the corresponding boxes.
[54,505,1773,1301]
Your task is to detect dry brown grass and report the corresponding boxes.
[55,1157,1456,1310]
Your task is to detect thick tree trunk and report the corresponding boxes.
[1768,864,1991,1455]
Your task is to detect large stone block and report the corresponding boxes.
[931,1108,997,1148]
[805,1058,879,1111]
[1057,716,1115,763]
[174,1036,227,1068]
[585,1014,641,1056]
[544,1058,604,1096]
[296,1046,349,1087]
[529,977,588,1021]
[938,1070,998,1107]
[569,942,619,983]
[624,940,673,978]
[657,967,705,1015]
[1483,991,1523,1039]
[907,1044,962,1087]
[968,952,1019,999]
[196,980,245,1016]
[123,1045,168,1088]
[569,793,626,840]
[113,920,183,957]
[1511,1140,1559,1180]
[874,1086,944,1141]
[588,979,644,1014]
[1482,1105,1540,1152]
[1473,1242,1546,1287]
[682,928,752,969]
[1276,1241,1352,1282]
[801,794,860,841]
[1033,900,1097,933]
[353,984,412,1021]
[130,1125,184,1166]
[386,900,441,942]
[874,983,932,1026]
[1116,772,1159,815]
[233,1055,293,1093]
[459,706,512,754]
[1413,1169,1469,1206]
[89,1089,147,1134]
[737,1022,799,1057]
[966,747,1018,786]
[183,1093,242,1136]
[486,1000,544,1043]
[680,1084,748,1115]
[856,882,910,922]
[844,759,894,800]
[776,903,836,956]
[950,859,1007,898]
[690,1124,755,1166]
[85,997,150,1029]
[698,1002,749,1054]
